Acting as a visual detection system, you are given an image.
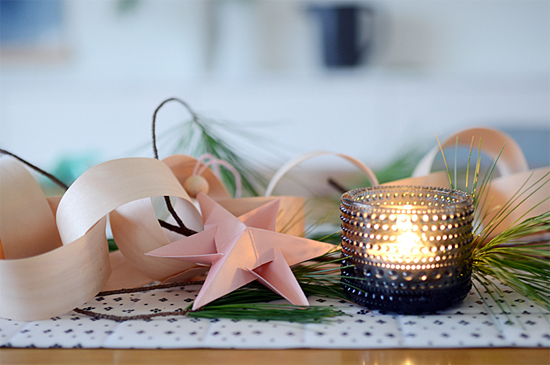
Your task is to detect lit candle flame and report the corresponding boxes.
[396,205,421,255]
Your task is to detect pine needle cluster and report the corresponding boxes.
[438,137,550,313]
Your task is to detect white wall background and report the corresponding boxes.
[1,0,549,177]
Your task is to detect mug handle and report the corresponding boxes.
[357,7,375,57]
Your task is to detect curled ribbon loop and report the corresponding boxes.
[413,126,529,178]
[411,127,549,237]
[0,157,202,321]
[265,150,379,197]
[193,154,243,199]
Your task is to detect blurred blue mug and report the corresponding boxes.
[311,4,374,67]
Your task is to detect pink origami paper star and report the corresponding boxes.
[147,192,334,310]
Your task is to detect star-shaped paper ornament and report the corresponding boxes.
[147,192,334,310]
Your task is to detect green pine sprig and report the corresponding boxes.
[187,303,344,323]
[151,98,274,197]
[187,248,349,323]
[440,137,550,313]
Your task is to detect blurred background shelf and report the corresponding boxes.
[1,0,548,176]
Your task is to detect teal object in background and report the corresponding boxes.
[40,152,100,194]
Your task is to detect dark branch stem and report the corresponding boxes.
[152,97,200,237]
[73,307,190,322]
[152,97,199,160]
[158,214,197,236]
[0,148,69,191]
[73,280,205,322]
[327,178,347,194]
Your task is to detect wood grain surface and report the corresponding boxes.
[1,348,548,365]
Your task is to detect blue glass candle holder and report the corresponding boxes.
[340,186,474,313]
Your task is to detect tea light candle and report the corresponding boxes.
[340,186,474,313]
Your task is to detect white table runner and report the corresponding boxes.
[1,280,549,349]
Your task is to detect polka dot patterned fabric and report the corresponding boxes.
[1,281,549,349]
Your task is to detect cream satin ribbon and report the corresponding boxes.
[1,157,203,321]
[266,129,548,240]
[412,127,549,237]
[265,151,380,195]
[262,151,380,236]
[163,154,307,237]
[264,150,450,191]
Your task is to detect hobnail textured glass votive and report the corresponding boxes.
[340,186,474,313]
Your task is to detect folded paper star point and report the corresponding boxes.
[147,192,334,310]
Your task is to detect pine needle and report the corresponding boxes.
[436,135,454,189]
[188,303,345,323]
[465,136,475,190]
[374,147,424,184]
[438,137,550,317]
[186,249,348,323]
[454,137,458,188]
[150,98,278,197]
[183,117,269,196]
